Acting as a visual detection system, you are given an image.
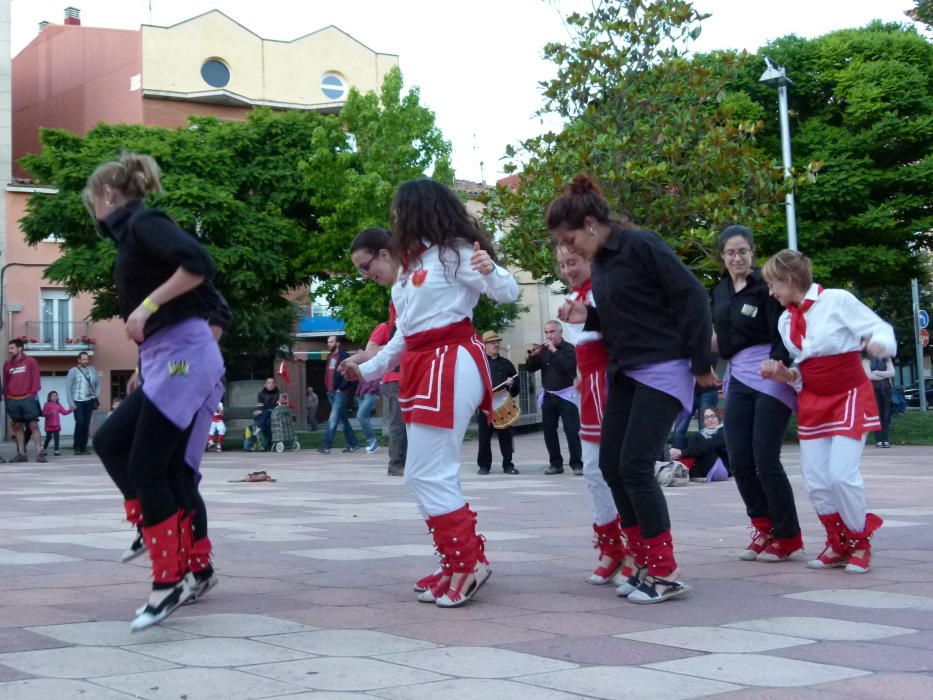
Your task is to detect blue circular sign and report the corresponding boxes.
[920,309,929,330]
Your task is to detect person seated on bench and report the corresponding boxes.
[669,408,730,481]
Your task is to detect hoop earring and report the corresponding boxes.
[105,200,113,207]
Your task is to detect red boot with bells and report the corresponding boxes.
[626,529,689,604]
[757,529,804,563]
[131,510,194,631]
[844,513,883,574]
[807,512,850,569]
[417,504,491,608]
[121,498,146,563]
[587,517,627,585]
[740,516,772,561]
[615,525,647,596]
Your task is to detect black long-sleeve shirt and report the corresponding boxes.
[487,355,519,396]
[584,226,713,376]
[524,340,577,391]
[711,269,789,364]
[100,200,219,339]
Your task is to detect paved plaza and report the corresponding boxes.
[1,432,932,699]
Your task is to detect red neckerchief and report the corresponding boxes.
[388,300,397,327]
[572,279,592,303]
[789,285,824,349]
[402,243,429,274]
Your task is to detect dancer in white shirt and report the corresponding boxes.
[556,245,632,590]
[760,250,895,573]
[341,179,519,607]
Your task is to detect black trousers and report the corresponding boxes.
[599,374,680,538]
[93,389,206,540]
[476,411,514,470]
[43,431,60,451]
[724,379,800,539]
[72,399,96,452]
[541,392,582,469]
[872,382,892,443]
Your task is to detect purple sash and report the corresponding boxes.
[140,318,225,479]
[723,344,797,412]
[537,385,580,408]
[625,358,695,422]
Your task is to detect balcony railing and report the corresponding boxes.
[22,321,96,352]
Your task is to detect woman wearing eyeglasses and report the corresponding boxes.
[712,225,802,563]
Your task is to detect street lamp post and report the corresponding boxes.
[760,56,798,251]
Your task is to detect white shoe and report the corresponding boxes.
[435,562,491,608]
[365,439,379,454]
[627,575,690,604]
[120,526,145,563]
[130,579,194,631]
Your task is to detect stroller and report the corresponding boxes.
[270,396,300,453]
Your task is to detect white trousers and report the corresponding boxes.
[405,346,482,518]
[208,422,226,437]
[799,435,867,532]
[582,439,618,525]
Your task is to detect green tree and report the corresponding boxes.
[707,23,933,358]
[19,68,520,365]
[485,0,785,284]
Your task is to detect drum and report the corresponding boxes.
[491,390,520,429]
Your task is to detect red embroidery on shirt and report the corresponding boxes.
[411,269,428,287]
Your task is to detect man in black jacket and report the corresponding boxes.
[318,335,361,454]
[477,331,520,474]
[525,320,583,475]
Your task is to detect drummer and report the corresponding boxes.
[476,331,520,475]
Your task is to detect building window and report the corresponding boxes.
[41,289,71,347]
[201,59,230,88]
[320,72,347,100]
[110,370,136,403]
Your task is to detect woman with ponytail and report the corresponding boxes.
[85,152,226,630]
[551,174,715,604]
[340,179,519,608]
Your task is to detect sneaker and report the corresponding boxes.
[342,445,362,453]
[215,444,222,453]
[477,468,490,475]
[882,442,891,448]
[572,467,584,476]
[387,465,404,476]
[756,538,803,562]
[37,451,48,463]
[876,441,883,447]
[53,450,61,456]
[121,526,146,563]
[317,447,331,455]
[365,439,379,454]
[182,568,218,604]
[544,466,564,475]
[740,530,771,561]
[503,467,520,475]
[627,575,690,604]
[11,453,28,463]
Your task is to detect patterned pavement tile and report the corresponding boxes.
[383,620,557,646]
[500,635,703,666]
[644,653,869,687]
[785,589,933,611]
[0,627,70,653]
[0,606,91,629]
[0,646,177,679]
[772,640,933,672]
[724,616,915,641]
[259,629,437,656]
[128,637,312,667]
[616,626,814,653]
[815,672,933,699]
[94,666,306,699]
[0,678,138,699]
[28,620,196,647]
[161,613,318,637]
[520,665,741,699]
[372,677,591,700]
[377,646,577,678]
[246,656,448,691]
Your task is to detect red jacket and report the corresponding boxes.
[3,355,41,399]
[42,402,73,431]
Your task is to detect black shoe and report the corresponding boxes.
[544,466,564,475]
[387,466,405,476]
[503,467,520,475]
[317,447,331,455]
[342,445,362,453]
[477,468,490,475]
[131,579,194,631]
[572,467,584,476]
[121,525,145,563]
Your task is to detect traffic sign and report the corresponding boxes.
[922,328,930,348]
[920,309,929,330]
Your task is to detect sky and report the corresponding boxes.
[10,0,923,184]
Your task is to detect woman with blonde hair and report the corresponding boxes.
[86,152,226,629]
[760,249,894,573]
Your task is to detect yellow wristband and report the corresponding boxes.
[142,296,160,314]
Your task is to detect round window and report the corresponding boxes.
[320,73,347,100]
[201,59,230,88]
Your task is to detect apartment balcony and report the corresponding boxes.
[22,321,96,357]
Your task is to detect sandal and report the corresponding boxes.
[627,575,690,604]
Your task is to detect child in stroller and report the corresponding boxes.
[270,393,300,452]
[243,405,265,452]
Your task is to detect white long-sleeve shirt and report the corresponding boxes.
[563,287,601,347]
[359,243,519,381]
[778,284,896,390]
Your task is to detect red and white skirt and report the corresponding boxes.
[398,318,493,429]
[798,352,879,440]
[576,340,609,443]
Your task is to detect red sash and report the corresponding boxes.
[798,352,879,440]
[399,318,493,428]
[576,341,609,443]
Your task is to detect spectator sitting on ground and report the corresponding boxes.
[669,408,731,481]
